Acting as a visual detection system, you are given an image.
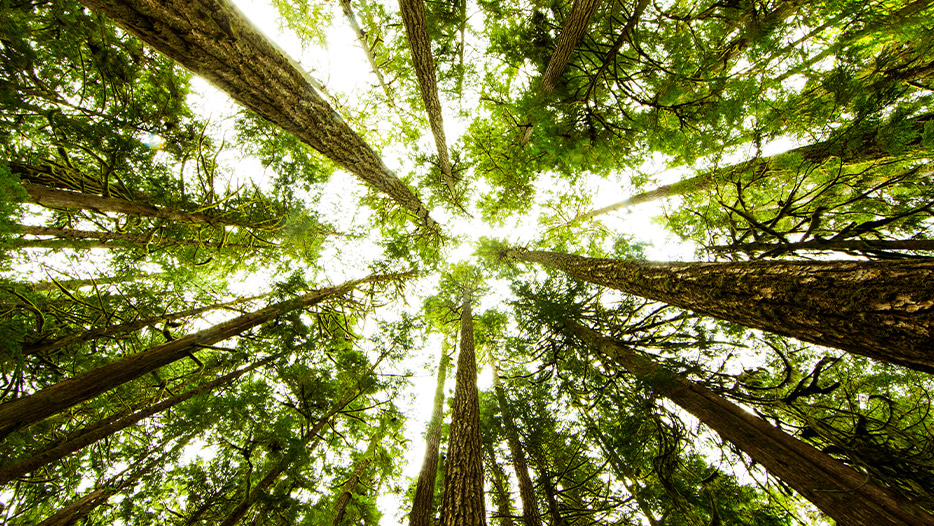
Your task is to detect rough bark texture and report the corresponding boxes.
[76,0,438,231]
[491,363,542,526]
[510,249,934,373]
[23,294,265,357]
[579,112,934,219]
[571,323,934,526]
[0,355,275,485]
[333,420,387,525]
[0,274,389,440]
[439,299,486,526]
[409,348,450,526]
[398,0,456,195]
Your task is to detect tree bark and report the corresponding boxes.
[570,322,934,526]
[439,298,486,526]
[408,347,450,526]
[76,0,438,231]
[333,418,388,525]
[508,248,934,373]
[398,0,456,196]
[576,112,934,221]
[23,293,265,357]
[0,273,401,440]
[520,0,603,144]
[0,354,277,485]
[490,362,542,526]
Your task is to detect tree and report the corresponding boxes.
[408,346,450,526]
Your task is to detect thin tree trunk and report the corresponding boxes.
[507,248,934,373]
[490,362,542,526]
[77,0,438,231]
[439,297,486,526]
[23,293,266,357]
[10,225,266,251]
[519,0,603,144]
[575,112,934,221]
[333,418,389,525]
[0,353,278,485]
[0,273,403,440]
[219,357,383,526]
[711,238,934,256]
[483,442,517,526]
[336,0,403,119]
[21,184,260,228]
[398,0,456,197]
[570,322,934,526]
[409,346,451,526]
[29,271,168,292]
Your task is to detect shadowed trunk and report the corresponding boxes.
[28,271,168,292]
[333,418,389,525]
[570,322,934,526]
[508,248,934,373]
[409,346,451,526]
[0,353,278,485]
[77,0,438,231]
[0,273,404,440]
[439,297,486,526]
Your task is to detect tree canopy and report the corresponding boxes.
[1,0,933,524]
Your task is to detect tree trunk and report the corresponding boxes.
[519,0,603,144]
[218,357,382,526]
[333,418,389,525]
[490,363,542,526]
[76,0,438,231]
[23,293,266,357]
[508,248,934,373]
[21,184,260,228]
[483,442,517,526]
[10,225,266,251]
[0,273,401,440]
[569,322,934,526]
[439,298,486,526]
[408,347,451,526]
[337,0,401,117]
[0,353,278,485]
[398,0,456,196]
[711,238,934,256]
[28,271,168,292]
[576,112,934,220]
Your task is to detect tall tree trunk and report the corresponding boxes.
[711,238,934,257]
[0,353,278,485]
[0,273,404,440]
[483,441,517,526]
[219,357,383,526]
[507,248,934,373]
[23,293,266,357]
[569,322,934,526]
[575,112,934,221]
[398,0,456,197]
[490,362,542,526]
[409,346,451,526]
[28,271,168,292]
[76,0,438,231]
[519,0,603,144]
[20,184,264,229]
[333,418,389,525]
[439,298,486,526]
[10,225,267,251]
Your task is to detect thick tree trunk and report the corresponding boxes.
[570,322,934,526]
[711,238,934,256]
[77,0,438,231]
[577,112,934,220]
[333,419,388,525]
[21,184,258,228]
[398,0,456,197]
[0,273,398,440]
[23,294,266,357]
[439,298,486,526]
[519,0,603,144]
[0,354,277,485]
[408,347,451,526]
[29,271,168,292]
[508,249,934,373]
[490,363,542,526]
